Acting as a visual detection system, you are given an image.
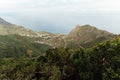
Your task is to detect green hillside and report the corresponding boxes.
[0,36,120,80]
[0,17,119,80]
[0,17,116,48]
[0,35,51,58]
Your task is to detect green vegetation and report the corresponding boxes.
[0,37,120,80]
[0,17,119,79]
[65,25,114,48]
[0,35,51,58]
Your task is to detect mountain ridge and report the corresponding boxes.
[55,24,115,48]
[0,17,116,48]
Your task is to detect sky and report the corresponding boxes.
[0,0,120,34]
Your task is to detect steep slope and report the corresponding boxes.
[0,17,116,48]
[0,17,14,26]
[63,24,115,48]
[0,34,51,58]
[0,17,61,46]
[33,24,115,48]
[0,17,51,58]
[0,17,36,35]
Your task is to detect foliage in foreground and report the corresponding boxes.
[0,38,120,80]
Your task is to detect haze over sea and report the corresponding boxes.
[0,0,120,34]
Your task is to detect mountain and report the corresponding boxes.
[0,17,116,49]
[0,17,63,46]
[0,17,51,58]
[0,18,120,80]
[0,17,36,35]
[36,24,115,48]
[62,24,115,48]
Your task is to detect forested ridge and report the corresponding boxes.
[0,37,120,80]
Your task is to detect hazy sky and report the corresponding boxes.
[0,0,120,34]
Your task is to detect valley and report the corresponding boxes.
[0,17,119,80]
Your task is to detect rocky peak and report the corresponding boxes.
[67,24,113,40]
[68,24,98,35]
[81,24,97,30]
[68,25,81,36]
[75,24,81,30]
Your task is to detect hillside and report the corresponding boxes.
[0,36,120,80]
[0,17,120,80]
[0,17,64,46]
[63,24,115,48]
[0,17,116,48]
[0,17,117,58]
[0,18,36,35]
[42,25,115,48]
[0,34,51,58]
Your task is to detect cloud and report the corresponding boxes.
[0,0,120,13]
[1,0,120,21]
[0,0,120,34]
